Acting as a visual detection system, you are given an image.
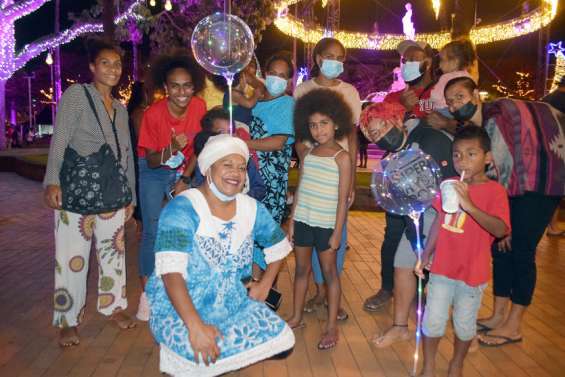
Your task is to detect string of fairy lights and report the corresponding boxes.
[274,0,558,50]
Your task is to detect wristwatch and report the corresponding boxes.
[180,175,191,185]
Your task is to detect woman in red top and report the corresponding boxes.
[136,53,206,321]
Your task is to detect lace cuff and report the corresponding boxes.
[155,252,189,279]
[264,237,292,264]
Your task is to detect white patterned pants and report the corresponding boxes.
[52,209,128,328]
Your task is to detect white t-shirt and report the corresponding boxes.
[294,79,362,151]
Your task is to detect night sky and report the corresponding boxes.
[12,0,565,93]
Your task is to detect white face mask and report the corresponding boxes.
[207,174,237,202]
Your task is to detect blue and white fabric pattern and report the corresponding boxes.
[146,189,294,376]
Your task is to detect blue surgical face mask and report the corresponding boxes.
[265,75,287,97]
[207,174,237,202]
[320,59,344,79]
[401,61,423,82]
[162,150,185,169]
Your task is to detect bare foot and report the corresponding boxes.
[110,310,136,329]
[59,326,80,347]
[476,314,505,331]
[372,325,410,348]
[286,317,306,329]
[318,327,338,350]
[304,294,325,312]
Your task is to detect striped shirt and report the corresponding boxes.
[294,150,344,229]
[44,83,136,205]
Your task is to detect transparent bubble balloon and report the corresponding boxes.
[371,148,442,216]
[191,12,254,78]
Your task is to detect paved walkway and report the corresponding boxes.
[1,173,565,376]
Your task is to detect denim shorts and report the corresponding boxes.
[422,274,486,341]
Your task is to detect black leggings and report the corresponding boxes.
[492,192,561,306]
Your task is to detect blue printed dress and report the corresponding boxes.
[250,96,294,269]
[146,189,294,377]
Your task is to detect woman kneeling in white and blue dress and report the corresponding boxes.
[146,134,295,376]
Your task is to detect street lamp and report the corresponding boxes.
[46,51,55,128]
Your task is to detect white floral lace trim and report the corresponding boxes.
[155,252,189,279]
[159,325,295,377]
[264,237,292,264]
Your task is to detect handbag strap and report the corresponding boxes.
[82,85,122,161]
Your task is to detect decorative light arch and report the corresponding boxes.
[274,0,558,50]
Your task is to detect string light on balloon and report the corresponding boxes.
[274,0,558,50]
[164,0,172,11]
[149,0,156,7]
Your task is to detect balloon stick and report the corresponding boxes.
[225,73,234,135]
[409,210,423,376]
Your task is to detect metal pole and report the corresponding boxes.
[23,73,34,132]
[50,64,55,127]
[54,0,62,102]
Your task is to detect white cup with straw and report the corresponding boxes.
[440,171,465,213]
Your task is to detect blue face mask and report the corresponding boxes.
[265,75,287,97]
[401,61,423,82]
[320,59,344,79]
[162,150,185,169]
[207,174,237,202]
[451,101,478,122]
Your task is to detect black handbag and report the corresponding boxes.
[59,85,132,214]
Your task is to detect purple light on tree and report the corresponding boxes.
[0,0,143,149]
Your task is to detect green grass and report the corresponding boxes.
[20,154,48,165]
[288,167,372,188]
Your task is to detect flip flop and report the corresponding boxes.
[337,311,349,321]
[476,322,492,333]
[478,334,523,347]
[318,332,338,350]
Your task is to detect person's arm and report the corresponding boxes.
[329,151,352,250]
[232,89,259,109]
[426,111,458,134]
[246,135,288,152]
[174,155,197,195]
[453,181,509,238]
[44,85,82,209]
[346,130,358,207]
[286,149,307,241]
[120,110,137,213]
[162,273,221,365]
[248,202,293,301]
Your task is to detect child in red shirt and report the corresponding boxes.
[415,125,510,377]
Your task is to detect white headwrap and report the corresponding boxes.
[198,134,250,175]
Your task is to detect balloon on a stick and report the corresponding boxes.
[191,12,255,134]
